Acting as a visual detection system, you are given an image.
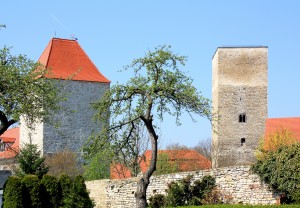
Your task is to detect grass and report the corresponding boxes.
[168,205,300,208]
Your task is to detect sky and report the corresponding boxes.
[1,1,299,148]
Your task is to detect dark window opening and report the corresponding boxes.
[241,138,246,146]
[239,114,246,123]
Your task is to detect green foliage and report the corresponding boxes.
[2,176,23,208]
[83,45,210,160]
[21,175,42,208]
[148,194,166,208]
[252,143,300,204]
[58,173,75,208]
[16,143,48,178]
[3,173,92,208]
[40,174,61,208]
[0,46,60,135]
[83,148,113,180]
[163,175,216,207]
[154,153,179,175]
[73,175,94,208]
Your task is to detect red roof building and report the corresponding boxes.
[0,127,20,159]
[39,38,110,83]
[111,149,211,179]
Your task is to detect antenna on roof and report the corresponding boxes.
[71,34,78,40]
[54,31,56,37]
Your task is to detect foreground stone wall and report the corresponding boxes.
[86,166,278,208]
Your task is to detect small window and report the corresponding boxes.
[241,138,246,146]
[239,114,246,123]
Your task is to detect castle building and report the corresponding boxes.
[20,38,110,155]
[212,47,268,167]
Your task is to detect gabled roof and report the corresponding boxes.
[140,150,211,173]
[39,38,110,83]
[265,117,300,141]
[0,127,20,159]
[110,149,211,179]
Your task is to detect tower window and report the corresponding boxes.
[241,138,246,146]
[239,114,246,122]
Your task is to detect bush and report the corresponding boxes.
[16,143,48,178]
[40,174,61,208]
[73,175,94,208]
[45,149,83,178]
[21,174,42,208]
[2,176,23,208]
[148,194,166,208]
[58,173,75,208]
[252,143,300,204]
[163,175,217,207]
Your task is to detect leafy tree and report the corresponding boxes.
[83,147,113,180]
[15,143,48,178]
[83,45,210,208]
[255,127,297,160]
[252,143,300,204]
[0,46,59,136]
[45,149,83,178]
[154,152,179,175]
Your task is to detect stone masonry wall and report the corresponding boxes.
[212,47,268,167]
[86,166,278,208]
[21,80,109,155]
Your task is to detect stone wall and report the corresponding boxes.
[20,80,109,155]
[86,166,278,208]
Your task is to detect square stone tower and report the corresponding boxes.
[212,47,268,167]
[20,38,110,155]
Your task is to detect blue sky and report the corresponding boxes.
[1,1,299,148]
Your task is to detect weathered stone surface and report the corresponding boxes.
[86,166,278,208]
[212,47,268,167]
[20,80,109,155]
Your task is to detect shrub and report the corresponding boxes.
[21,174,42,208]
[2,176,23,208]
[73,175,94,208]
[58,173,78,207]
[252,143,300,204]
[164,175,217,206]
[45,149,83,178]
[40,174,61,208]
[16,143,48,178]
[148,194,166,208]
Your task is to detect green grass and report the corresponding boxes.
[168,205,300,208]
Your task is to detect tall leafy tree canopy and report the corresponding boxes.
[0,47,60,135]
[83,45,210,208]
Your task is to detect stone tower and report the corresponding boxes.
[212,47,268,167]
[20,38,110,155]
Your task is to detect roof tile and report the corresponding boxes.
[39,38,110,83]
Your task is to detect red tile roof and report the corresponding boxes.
[265,117,300,141]
[0,127,20,159]
[39,38,110,83]
[140,150,211,173]
[110,149,211,179]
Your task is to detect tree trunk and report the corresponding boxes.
[135,117,158,208]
